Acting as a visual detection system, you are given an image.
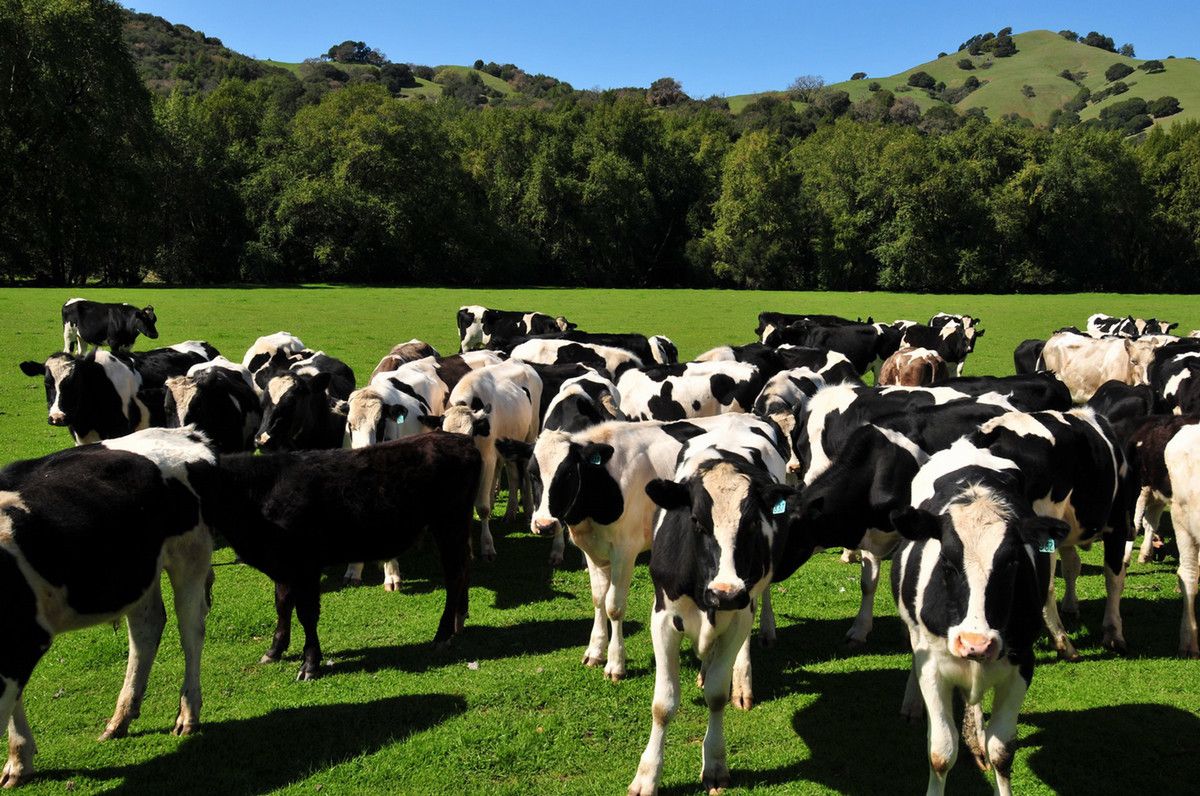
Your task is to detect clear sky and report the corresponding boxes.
[124,1,1198,97]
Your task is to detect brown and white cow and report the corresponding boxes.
[878,346,948,387]
[1041,332,1171,403]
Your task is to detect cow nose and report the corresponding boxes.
[256,433,271,447]
[705,582,749,610]
[953,632,999,661]
[48,412,66,426]
[532,518,560,536]
[787,461,801,473]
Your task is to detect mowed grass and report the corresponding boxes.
[1,287,1200,795]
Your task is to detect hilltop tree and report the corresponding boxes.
[324,40,386,66]
[992,32,1017,57]
[787,75,825,101]
[907,71,936,89]
[850,72,867,80]
[1081,31,1116,52]
[1140,60,1165,73]
[646,77,688,107]
[1059,30,1079,42]
[1119,43,1136,57]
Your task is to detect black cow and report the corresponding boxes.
[755,311,865,342]
[369,339,441,380]
[696,342,861,384]
[252,350,355,399]
[1086,380,1156,445]
[188,432,481,679]
[256,371,347,452]
[764,323,895,376]
[165,363,262,453]
[61,298,158,354]
[457,305,576,351]
[928,312,980,330]
[1013,339,1045,374]
[19,351,157,445]
[0,428,215,786]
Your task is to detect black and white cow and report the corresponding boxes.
[61,298,159,354]
[618,361,763,421]
[752,367,826,453]
[510,339,642,379]
[254,352,356,452]
[19,351,157,445]
[1149,339,1200,415]
[933,373,1072,412]
[242,331,306,376]
[968,408,1133,659]
[929,312,980,331]
[1013,339,1046,374]
[188,432,481,679]
[890,440,1066,795]
[900,321,984,378]
[490,331,677,366]
[164,360,261,454]
[125,341,221,389]
[457,305,576,352]
[1123,415,1200,568]
[1088,313,1178,338]
[763,322,897,376]
[1086,380,1156,446]
[0,428,215,786]
[1156,422,1200,656]
[527,363,597,418]
[628,421,791,796]
[543,373,623,434]
[695,342,860,384]
[369,339,440,380]
[755,311,865,343]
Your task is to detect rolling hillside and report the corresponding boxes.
[729,30,1200,129]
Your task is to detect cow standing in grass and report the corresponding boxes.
[61,298,158,354]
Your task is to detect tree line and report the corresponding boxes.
[3,0,1200,292]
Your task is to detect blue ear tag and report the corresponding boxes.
[589,453,603,466]
[397,409,407,421]
[772,499,787,516]
[1038,538,1056,554]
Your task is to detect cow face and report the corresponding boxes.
[136,306,159,340]
[346,387,411,448]
[257,372,332,451]
[441,403,492,439]
[164,375,199,427]
[519,431,622,535]
[891,492,1067,662]
[647,461,788,611]
[21,354,85,427]
[555,316,577,332]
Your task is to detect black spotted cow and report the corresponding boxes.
[628,419,791,796]
[1124,415,1200,568]
[1088,313,1178,338]
[695,342,860,384]
[368,339,440,380]
[164,359,261,454]
[752,367,826,456]
[763,322,898,377]
[188,433,481,680]
[934,373,1072,412]
[457,305,575,352]
[1149,338,1200,415]
[1086,380,1156,447]
[61,298,158,354]
[618,361,763,421]
[491,331,676,366]
[929,312,980,331]
[900,321,984,378]
[890,440,1065,795]
[510,339,642,380]
[255,352,356,452]
[0,428,215,787]
[754,311,864,343]
[125,341,221,389]
[19,351,157,445]
[1148,422,1200,656]
[242,331,306,378]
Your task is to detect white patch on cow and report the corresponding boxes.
[44,356,73,418]
[189,356,257,392]
[945,486,1011,653]
[976,392,1016,409]
[760,324,777,344]
[694,345,734,362]
[64,297,85,306]
[0,491,29,544]
[649,336,674,365]
[703,463,753,594]
[522,313,537,332]
[267,375,297,405]
[458,305,487,351]
[165,376,199,423]
[346,387,385,448]
[168,341,212,358]
[979,411,1054,441]
[874,425,926,463]
[1165,369,1195,400]
[802,384,865,484]
[95,350,143,421]
[460,350,505,369]
[102,426,217,484]
[242,332,304,369]
[512,339,642,378]
[910,439,1019,511]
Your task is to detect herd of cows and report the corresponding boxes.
[3,298,1200,793]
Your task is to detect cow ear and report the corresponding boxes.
[472,415,491,437]
[310,372,333,394]
[758,483,795,518]
[580,442,614,466]
[19,361,45,377]
[384,403,406,421]
[645,478,690,510]
[889,507,941,541]
[1168,322,1179,332]
[418,415,443,430]
[331,399,350,417]
[496,438,533,462]
[974,328,986,338]
[1018,516,1070,552]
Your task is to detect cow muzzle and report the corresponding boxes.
[951,631,1000,662]
[704,582,750,611]
[48,412,67,426]
[532,517,560,536]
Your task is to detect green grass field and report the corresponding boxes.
[2,287,1199,795]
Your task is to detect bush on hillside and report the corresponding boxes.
[1059,30,1078,41]
[1063,86,1091,113]
[1091,82,1128,103]
[918,104,962,134]
[813,89,851,117]
[889,97,921,125]
[907,71,936,89]
[1082,32,1116,52]
[1123,113,1152,134]
[1139,60,1165,73]
[868,81,881,92]
[1148,96,1181,118]
[1022,85,1035,98]
[1119,43,1136,57]
[324,40,386,66]
[411,65,434,80]
[957,58,974,70]
[992,33,1017,57]
[380,63,417,93]
[1105,63,1134,82]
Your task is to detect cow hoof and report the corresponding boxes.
[172,719,199,737]
[582,655,606,668]
[98,725,127,741]
[482,551,496,563]
[1061,610,1080,630]
[1103,638,1128,655]
[1137,552,1153,565]
[627,777,656,796]
[604,664,626,682]
[260,652,281,664]
[696,672,705,689]
[0,764,28,789]
[899,701,924,723]
[342,577,362,588]
[1056,647,1082,663]
[844,637,868,652]
[1179,648,1200,659]
[731,692,753,711]
[758,634,776,649]
[296,665,321,682]
[701,768,730,795]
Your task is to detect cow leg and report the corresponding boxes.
[582,555,611,668]
[502,459,521,523]
[102,580,167,740]
[757,588,776,648]
[292,578,323,681]
[521,461,534,518]
[1101,534,1129,654]
[168,554,210,736]
[628,609,683,796]
[549,527,566,567]
[840,548,862,564]
[731,608,754,710]
[1059,546,1082,624]
[1041,551,1078,660]
[954,361,966,378]
[382,559,403,592]
[1134,490,1165,565]
[985,670,1028,796]
[62,324,74,355]
[343,562,365,587]
[477,457,498,561]
[262,581,295,663]
[961,702,988,771]
[604,551,637,682]
[899,627,924,721]
[433,520,471,647]
[846,544,883,647]
[700,609,751,794]
[916,652,957,795]
[2,693,35,789]
[1174,503,1200,658]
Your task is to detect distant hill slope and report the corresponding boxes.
[729,30,1200,130]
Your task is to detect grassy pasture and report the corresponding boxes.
[2,287,1199,795]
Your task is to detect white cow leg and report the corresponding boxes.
[985,671,1028,796]
[1,691,34,789]
[1130,489,1163,565]
[478,457,498,561]
[917,653,957,796]
[604,552,637,682]
[62,324,74,355]
[1174,503,1200,658]
[846,547,882,647]
[700,610,750,794]
[628,610,683,796]
[757,587,777,648]
[730,613,754,710]
[582,555,612,667]
[1059,545,1082,622]
[382,559,402,592]
[549,528,566,567]
[169,553,211,736]
[102,580,167,740]
[343,562,365,587]
[1041,551,1078,660]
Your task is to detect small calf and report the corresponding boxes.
[878,346,948,387]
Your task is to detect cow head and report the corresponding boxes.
[257,372,333,451]
[20,353,83,427]
[439,403,492,440]
[346,386,427,448]
[646,460,789,611]
[649,335,678,365]
[164,375,199,428]
[136,306,159,340]
[502,430,622,537]
[890,492,1068,662]
[555,316,577,332]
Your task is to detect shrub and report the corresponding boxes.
[813,89,851,117]
[1105,63,1134,82]
[411,64,434,80]
[993,34,1017,57]
[998,26,1012,36]
[868,81,881,92]
[934,81,946,93]
[938,52,948,58]
[978,60,993,70]
[1148,96,1181,117]
[1063,86,1091,113]
[1139,60,1165,73]
[907,71,936,89]
[1123,114,1152,134]
[1081,32,1116,52]
[1119,43,1136,57]
[1022,85,1035,98]
[964,75,980,89]
[850,71,867,80]
[1059,29,1079,41]
[1048,109,1080,129]
[957,58,974,70]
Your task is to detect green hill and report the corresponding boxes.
[729,30,1200,130]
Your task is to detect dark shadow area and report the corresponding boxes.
[1036,595,1184,660]
[35,694,466,794]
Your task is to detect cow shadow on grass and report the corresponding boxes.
[36,693,466,795]
[1040,595,1183,660]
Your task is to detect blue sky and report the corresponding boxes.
[126,1,1198,97]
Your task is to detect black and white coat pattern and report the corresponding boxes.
[457,305,575,352]
[61,298,159,354]
[618,361,763,421]
[164,359,261,454]
[510,339,642,380]
[19,351,155,445]
[0,428,215,786]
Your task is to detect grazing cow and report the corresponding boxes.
[1041,332,1169,403]
[1013,339,1046,374]
[500,415,760,681]
[491,332,677,366]
[19,351,156,445]
[0,428,215,787]
[242,331,305,374]
[423,361,543,561]
[256,371,348,452]
[628,422,791,796]
[368,339,440,379]
[618,361,763,421]
[457,305,575,352]
[1124,416,1200,567]
[929,312,979,331]
[1149,339,1200,415]
[764,322,896,376]
[164,365,261,454]
[61,298,158,354]
[125,341,221,389]
[878,346,948,387]
[189,433,480,679]
[890,440,1066,795]
[255,349,355,400]
[1086,380,1155,445]
[1088,313,1178,338]
[755,311,864,343]
[696,342,859,384]
[527,363,597,418]
[1159,423,1200,656]
[969,408,1133,659]
[752,367,825,450]
[900,321,983,378]
[510,339,642,379]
